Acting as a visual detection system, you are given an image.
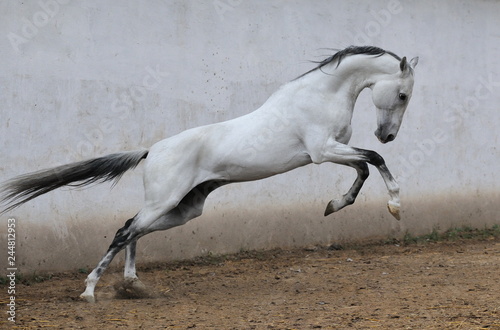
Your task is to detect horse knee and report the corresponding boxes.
[364,150,385,167]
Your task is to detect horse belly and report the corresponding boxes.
[215,146,312,182]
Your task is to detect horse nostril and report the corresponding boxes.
[387,134,395,142]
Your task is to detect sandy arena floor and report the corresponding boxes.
[2,236,500,329]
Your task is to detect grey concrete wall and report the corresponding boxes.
[0,0,499,272]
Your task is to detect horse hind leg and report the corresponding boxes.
[124,239,138,280]
[117,181,226,296]
[79,208,163,303]
[80,180,225,303]
[79,217,136,303]
[120,182,219,277]
[113,203,203,301]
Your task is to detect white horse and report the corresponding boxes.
[1,46,418,302]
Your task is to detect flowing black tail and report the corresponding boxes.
[0,150,149,214]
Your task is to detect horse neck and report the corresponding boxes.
[297,54,401,110]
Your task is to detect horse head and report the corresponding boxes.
[371,56,419,143]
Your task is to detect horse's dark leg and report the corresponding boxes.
[324,162,369,215]
[320,143,400,219]
[358,149,400,219]
[80,216,139,303]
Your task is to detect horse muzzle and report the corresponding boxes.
[375,128,397,144]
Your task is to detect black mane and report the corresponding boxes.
[296,46,401,79]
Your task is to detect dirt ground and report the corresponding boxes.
[2,236,500,329]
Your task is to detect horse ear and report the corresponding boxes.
[410,57,419,68]
[399,56,408,72]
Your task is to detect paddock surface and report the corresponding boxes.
[2,236,500,329]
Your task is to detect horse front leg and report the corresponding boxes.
[319,143,401,220]
[373,160,401,220]
[324,161,369,216]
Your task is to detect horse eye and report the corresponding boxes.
[398,93,407,101]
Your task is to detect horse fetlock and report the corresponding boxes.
[124,272,138,281]
[79,269,101,303]
[84,271,98,285]
[343,194,356,206]
[389,186,400,199]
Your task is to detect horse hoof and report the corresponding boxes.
[387,201,401,220]
[324,199,342,216]
[79,293,96,303]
